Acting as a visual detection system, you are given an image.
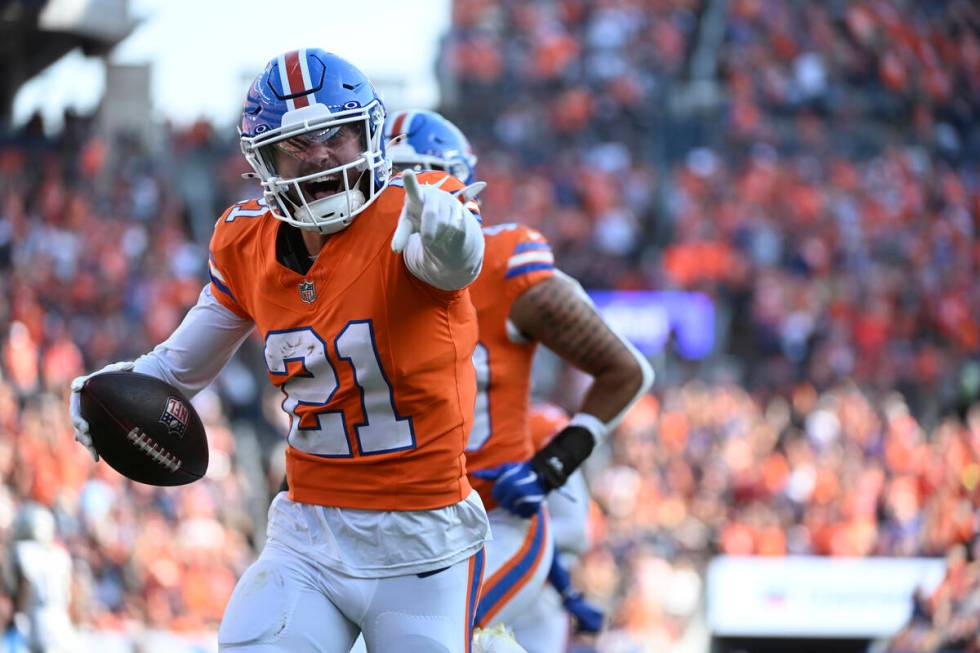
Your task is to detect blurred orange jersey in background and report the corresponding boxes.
[528,402,570,452]
[465,221,556,509]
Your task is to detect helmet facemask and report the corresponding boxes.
[387,143,474,187]
[241,100,389,234]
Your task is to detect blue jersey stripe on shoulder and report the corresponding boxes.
[513,242,551,253]
[504,262,555,279]
[209,269,237,302]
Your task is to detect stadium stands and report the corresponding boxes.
[0,0,977,650]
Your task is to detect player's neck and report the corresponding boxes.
[301,230,330,256]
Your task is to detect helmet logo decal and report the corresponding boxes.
[278,49,314,111]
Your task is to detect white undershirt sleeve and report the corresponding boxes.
[133,284,255,398]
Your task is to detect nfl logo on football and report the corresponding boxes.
[299,279,316,304]
[159,397,189,438]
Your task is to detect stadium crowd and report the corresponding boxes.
[0,114,264,648]
[439,0,978,648]
[0,0,977,650]
[442,0,979,413]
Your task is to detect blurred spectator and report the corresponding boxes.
[9,503,73,652]
[885,542,980,652]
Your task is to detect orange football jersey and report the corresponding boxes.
[465,222,556,509]
[207,172,478,511]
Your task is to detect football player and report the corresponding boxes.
[507,404,602,651]
[386,110,653,648]
[69,50,491,653]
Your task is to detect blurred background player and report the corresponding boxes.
[508,404,603,651]
[70,49,490,653]
[8,503,74,653]
[385,110,653,647]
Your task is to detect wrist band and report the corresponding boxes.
[568,412,608,445]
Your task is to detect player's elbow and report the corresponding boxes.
[632,350,655,396]
[605,349,653,405]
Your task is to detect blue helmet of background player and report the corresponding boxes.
[240,49,390,234]
[384,110,477,186]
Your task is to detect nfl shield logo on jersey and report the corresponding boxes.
[298,280,316,304]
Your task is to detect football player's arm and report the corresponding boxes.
[392,170,485,291]
[132,284,255,398]
[508,272,653,487]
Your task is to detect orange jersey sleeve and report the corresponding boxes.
[211,188,478,511]
[464,223,556,508]
[208,199,267,320]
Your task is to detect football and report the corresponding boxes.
[79,372,209,486]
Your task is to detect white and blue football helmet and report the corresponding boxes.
[240,49,390,234]
[384,110,477,185]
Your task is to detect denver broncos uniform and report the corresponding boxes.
[208,173,478,511]
[208,172,489,653]
[459,219,559,631]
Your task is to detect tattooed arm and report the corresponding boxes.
[510,271,651,426]
[506,271,653,488]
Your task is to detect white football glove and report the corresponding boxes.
[69,361,134,461]
[390,169,485,254]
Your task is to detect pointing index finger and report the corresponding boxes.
[401,169,423,217]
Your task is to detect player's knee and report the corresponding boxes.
[218,561,292,647]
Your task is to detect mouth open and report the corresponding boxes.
[302,175,342,201]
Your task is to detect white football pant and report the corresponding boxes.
[474,508,553,632]
[508,583,569,653]
[218,538,485,652]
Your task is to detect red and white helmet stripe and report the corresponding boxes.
[277,49,314,111]
[387,110,417,140]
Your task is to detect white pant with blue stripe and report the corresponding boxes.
[475,507,554,631]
